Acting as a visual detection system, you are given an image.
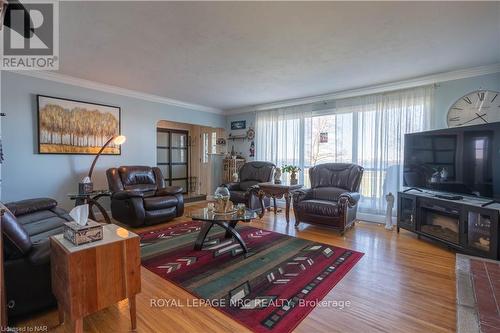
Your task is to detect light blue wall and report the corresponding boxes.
[2,71,498,209]
[1,71,225,209]
[432,72,500,129]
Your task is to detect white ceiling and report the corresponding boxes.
[58,1,500,111]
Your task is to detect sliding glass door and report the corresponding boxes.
[157,129,189,193]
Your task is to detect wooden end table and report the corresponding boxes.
[257,182,303,223]
[50,224,141,333]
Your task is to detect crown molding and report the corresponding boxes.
[226,63,500,115]
[9,70,224,115]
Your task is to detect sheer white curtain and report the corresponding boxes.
[255,85,434,220]
[255,105,312,183]
[335,86,433,219]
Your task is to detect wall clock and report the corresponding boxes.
[447,90,500,127]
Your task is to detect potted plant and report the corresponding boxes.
[282,165,301,185]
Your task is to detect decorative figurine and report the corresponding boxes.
[232,172,239,182]
[385,192,395,230]
[274,167,282,184]
[249,141,255,158]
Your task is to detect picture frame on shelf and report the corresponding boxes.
[231,120,246,130]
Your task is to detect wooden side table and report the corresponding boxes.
[50,224,141,333]
[257,182,303,223]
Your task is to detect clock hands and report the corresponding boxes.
[459,113,487,126]
[475,113,488,124]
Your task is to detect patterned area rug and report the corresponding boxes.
[456,254,500,333]
[140,221,363,333]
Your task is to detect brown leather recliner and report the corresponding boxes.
[222,161,275,210]
[106,166,184,227]
[293,163,364,234]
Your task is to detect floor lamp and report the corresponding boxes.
[80,135,126,193]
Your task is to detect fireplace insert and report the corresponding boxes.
[420,204,461,245]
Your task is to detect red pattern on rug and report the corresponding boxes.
[470,258,500,333]
[140,221,363,333]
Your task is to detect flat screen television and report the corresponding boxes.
[403,123,500,199]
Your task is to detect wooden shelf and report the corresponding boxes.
[227,135,247,141]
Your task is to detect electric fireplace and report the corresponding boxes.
[420,206,460,244]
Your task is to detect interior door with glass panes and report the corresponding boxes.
[157,129,189,193]
[199,126,216,196]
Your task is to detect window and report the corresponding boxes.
[303,113,354,187]
[202,132,209,163]
[211,132,217,154]
[256,86,433,218]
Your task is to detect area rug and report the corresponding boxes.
[456,254,500,333]
[140,221,363,333]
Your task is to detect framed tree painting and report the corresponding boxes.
[37,95,121,155]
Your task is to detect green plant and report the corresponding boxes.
[282,165,301,173]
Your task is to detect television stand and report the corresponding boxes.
[481,200,500,208]
[398,190,500,260]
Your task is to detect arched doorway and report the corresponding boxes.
[156,120,226,201]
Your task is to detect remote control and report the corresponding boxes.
[435,194,463,200]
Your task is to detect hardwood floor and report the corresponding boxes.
[14,202,456,332]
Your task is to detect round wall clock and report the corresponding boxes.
[447,90,500,128]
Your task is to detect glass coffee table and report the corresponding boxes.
[189,208,257,253]
[68,190,112,224]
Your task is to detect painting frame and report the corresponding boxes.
[37,95,122,155]
[231,120,246,130]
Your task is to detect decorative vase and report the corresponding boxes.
[290,171,298,185]
[214,186,231,212]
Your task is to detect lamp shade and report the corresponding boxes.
[113,135,126,145]
[87,134,126,179]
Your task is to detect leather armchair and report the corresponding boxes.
[221,161,275,210]
[106,166,184,227]
[293,163,364,234]
[1,198,72,319]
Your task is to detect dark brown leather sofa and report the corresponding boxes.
[222,161,275,210]
[106,166,184,227]
[1,198,72,319]
[293,163,364,234]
